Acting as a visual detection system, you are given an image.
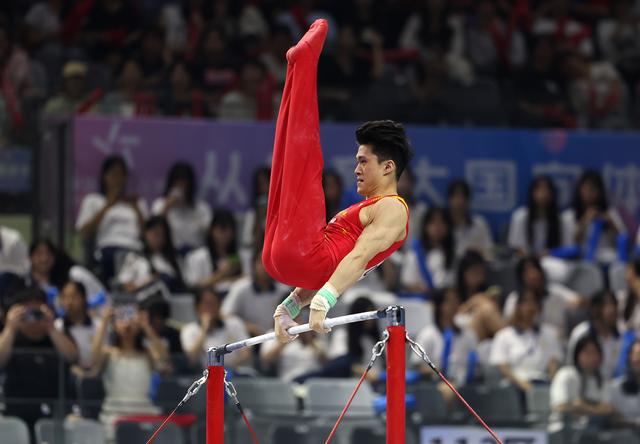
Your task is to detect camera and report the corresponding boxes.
[23,308,45,323]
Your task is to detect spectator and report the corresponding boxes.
[100,59,156,116]
[568,290,622,379]
[158,60,206,117]
[446,179,494,259]
[397,166,428,249]
[221,250,288,337]
[192,27,239,116]
[183,209,242,294]
[323,169,345,223]
[400,207,455,294]
[490,289,563,392]
[508,175,562,256]
[91,305,166,440]
[550,335,612,433]
[399,0,461,57]
[617,257,640,332]
[513,37,575,128]
[326,297,384,382]
[454,251,504,342]
[598,0,640,88]
[76,155,148,282]
[561,170,626,264]
[317,23,384,120]
[43,61,98,117]
[241,166,270,250]
[561,51,629,129]
[27,239,105,308]
[218,58,274,121]
[152,161,211,254]
[260,330,327,381]
[117,216,185,293]
[259,25,293,87]
[503,256,582,338]
[465,0,527,75]
[24,0,65,44]
[140,298,181,355]
[180,286,250,369]
[136,27,166,89]
[607,339,640,427]
[54,280,96,372]
[0,287,77,431]
[411,288,477,404]
[532,0,594,56]
[0,225,29,276]
[81,0,139,65]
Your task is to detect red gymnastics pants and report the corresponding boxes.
[262,19,335,290]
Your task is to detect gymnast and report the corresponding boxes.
[263,19,413,342]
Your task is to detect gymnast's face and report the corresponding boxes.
[354,145,389,196]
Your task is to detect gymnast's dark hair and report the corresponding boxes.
[572,170,608,219]
[573,335,603,399]
[99,154,128,195]
[163,161,196,206]
[355,120,413,180]
[526,175,560,250]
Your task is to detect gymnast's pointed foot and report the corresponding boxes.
[286,18,328,64]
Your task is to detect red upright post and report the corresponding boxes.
[386,306,406,444]
[207,350,225,444]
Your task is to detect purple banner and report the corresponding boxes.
[74,116,640,236]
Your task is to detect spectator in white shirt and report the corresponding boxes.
[0,225,29,276]
[550,335,612,432]
[561,170,626,265]
[152,162,211,255]
[617,257,640,332]
[117,216,185,293]
[222,250,288,337]
[76,155,148,282]
[568,290,622,379]
[503,256,582,338]
[55,280,97,372]
[490,289,563,392]
[183,209,243,295]
[401,207,455,295]
[412,288,477,406]
[180,287,250,369]
[508,176,561,257]
[260,330,327,381]
[446,180,494,259]
[607,339,640,428]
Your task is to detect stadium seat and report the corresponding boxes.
[455,384,526,426]
[411,383,449,425]
[155,375,207,417]
[35,418,106,444]
[525,384,551,425]
[567,262,604,298]
[394,298,433,336]
[169,294,198,324]
[115,420,184,444]
[304,378,376,418]
[231,377,298,417]
[76,376,106,419]
[0,416,30,444]
[486,260,519,296]
[609,261,627,294]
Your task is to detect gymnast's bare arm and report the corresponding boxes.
[308,197,407,333]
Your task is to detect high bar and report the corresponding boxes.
[209,308,388,355]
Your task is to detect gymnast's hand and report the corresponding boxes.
[274,306,300,343]
[309,308,330,335]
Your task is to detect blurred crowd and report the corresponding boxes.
[2,0,640,148]
[2,152,640,440]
